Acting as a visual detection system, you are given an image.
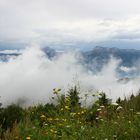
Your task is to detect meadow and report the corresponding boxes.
[0,86,140,140]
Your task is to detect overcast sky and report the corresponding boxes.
[1,0,140,50]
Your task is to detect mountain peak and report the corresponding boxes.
[93,46,119,51]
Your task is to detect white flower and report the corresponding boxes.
[112,102,119,106]
[96,117,99,120]
[100,105,105,108]
[97,108,101,111]
[116,106,123,111]
[136,112,140,115]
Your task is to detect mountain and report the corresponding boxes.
[0,47,57,61]
[42,47,56,58]
[0,50,20,61]
[81,46,140,74]
[1,46,140,75]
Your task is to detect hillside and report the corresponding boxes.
[82,46,140,71]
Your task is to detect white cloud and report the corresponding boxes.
[0,50,20,54]
[1,0,140,48]
[120,66,137,73]
[0,46,140,106]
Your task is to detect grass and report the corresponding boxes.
[0,87,140,140]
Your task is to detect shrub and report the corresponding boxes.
[0,104,24,137]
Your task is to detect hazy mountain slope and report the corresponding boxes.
[81,46,140,71]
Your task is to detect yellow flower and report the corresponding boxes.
[40,114,46,118]
[81,111,85,114]
[50,129,57,134]
[65,106,70,110]
[77,112,81,115]
[55,118,59,121]
[47,118,53,121]
[58,123,63,126]
[26,136,31,140]
[60,108,64,111]
[50,129,54,132]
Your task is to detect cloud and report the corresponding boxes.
[0,50,20,54]
[120,66,137,73]
[0,46,140,106]
[1,0,140,49]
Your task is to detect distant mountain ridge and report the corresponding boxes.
[81,46,140,72]
[1,46,140,74]
[0,47,57,61]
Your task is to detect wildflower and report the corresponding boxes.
[60,108,64,111]
[100,119,104,121]
[96,117,99,120]
[66,125,71,128]
[112,102,119,106]
[53,88,61,94]
[97,108,101,111]
[58,123,63,126]
[50,129,54,133]
[116,106,123,111]
[26,136,31,140]
[70,112,76,116]
[44,123,48,126]
[40,114,46,118]
[136,112,140,115]
[77,112,81,115]
[124,132,128,135]
[47,118,53,121]
[65,105,70,110]
[81,126,85,130]
[81,110,85,114]
[54,118,59,121]
[50,129,57,134]
[114,122,118,125]
[100,105,105,108]
[113,135,117,138]
[62,118,67,122]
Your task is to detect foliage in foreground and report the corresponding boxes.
[0,87,140,140]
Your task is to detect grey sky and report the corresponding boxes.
[1,0,140,49]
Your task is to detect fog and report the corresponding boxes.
[0,46,140,106]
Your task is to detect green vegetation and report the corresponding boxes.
[0,87,140,140]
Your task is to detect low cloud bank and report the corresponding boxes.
[0,46,140,106]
